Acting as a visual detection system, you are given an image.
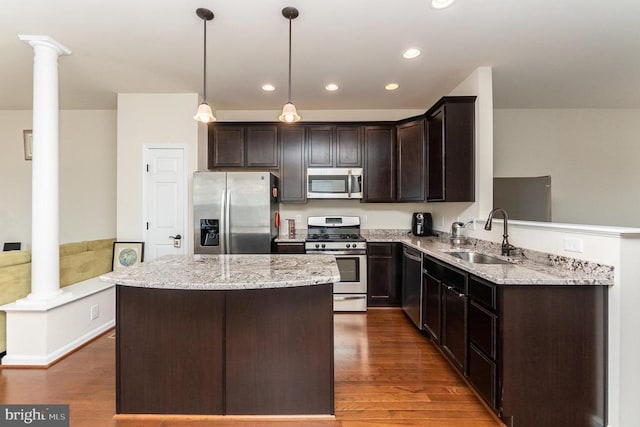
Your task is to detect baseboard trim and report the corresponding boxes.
[1,320,114,368]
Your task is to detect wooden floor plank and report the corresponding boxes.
[0,308,502,427]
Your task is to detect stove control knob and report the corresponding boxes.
[346,243,351,248]
[315,243,320,249]
[351,243,357,249]
[321,243,326,249]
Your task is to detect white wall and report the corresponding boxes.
[279,200,432,233]
[0,110,116,246]
[493,109,640,227]
[116,93,200,245]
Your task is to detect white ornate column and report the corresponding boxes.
[19,35,71,304]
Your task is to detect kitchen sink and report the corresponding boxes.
[448,251,511,264]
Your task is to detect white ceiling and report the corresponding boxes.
[2,0,639,111]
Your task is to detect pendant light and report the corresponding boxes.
[279,7,301,123]
[194,8,216,123]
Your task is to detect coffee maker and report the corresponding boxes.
[411,212,433,236]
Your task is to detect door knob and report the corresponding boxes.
[169,234,182,248]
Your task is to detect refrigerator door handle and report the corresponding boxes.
[225,188,231,253]
[219,189,226,254]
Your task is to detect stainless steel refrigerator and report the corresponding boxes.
[193,171,279,254]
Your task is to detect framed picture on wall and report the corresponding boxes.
[23,130,32,160]
[112,242,145,271]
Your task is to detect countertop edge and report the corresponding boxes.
[99,254,341,291]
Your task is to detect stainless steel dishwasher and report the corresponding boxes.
[401,246,423,329]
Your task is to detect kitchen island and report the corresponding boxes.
[100,254,340,417]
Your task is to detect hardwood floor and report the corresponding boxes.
[0,309,501,427]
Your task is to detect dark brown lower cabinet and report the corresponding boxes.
[271,242,306,254]
[467,275,607,427]
[116,284,334,416]
[367,242,402,306]
[116,287,225,414]
[421,256,607,427]
[225,285,334,415]
[468,343,496,409]
[422,270,441,342]
[441,284,467,373]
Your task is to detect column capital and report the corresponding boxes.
[18,35,72,56]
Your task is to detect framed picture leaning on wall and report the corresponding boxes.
[112,242,144,271]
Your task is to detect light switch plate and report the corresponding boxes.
[563,237,584,253]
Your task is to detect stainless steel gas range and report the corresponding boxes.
[305,216,367,312]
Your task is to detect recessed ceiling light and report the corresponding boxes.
[431,0,456,9]
[402,48,421,59]
[261,84,276,92]
[385,83,399,91]
[325,83,339,91]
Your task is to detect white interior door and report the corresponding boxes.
[144,147,188,260]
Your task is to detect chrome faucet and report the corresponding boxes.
[484,208,514,256]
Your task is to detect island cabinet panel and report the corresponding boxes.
[396,117,426,201]
[363,125,396,202]
[279,127,306,203]
[225,284,334,415]
[116,286,225,415]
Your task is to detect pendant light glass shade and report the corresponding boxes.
[279,7,300,123]
[279,102,300,123]
[194,8,216,123]
[194,102,215,123]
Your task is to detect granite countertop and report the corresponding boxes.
[363,230,614,286]
[100,254,340,290]
[274,230,307,243]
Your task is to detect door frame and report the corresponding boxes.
[142,144,190,257]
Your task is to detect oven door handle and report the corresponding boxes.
[334,295,366,301]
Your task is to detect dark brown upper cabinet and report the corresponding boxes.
[396,117,426,202]
[335,126,362,167]
[209,124,278,169]
[426,96,476,202]
[307,126,333,167]
[307,125,362,168]
[363,125,396,202]
[279,126,306,203]
[209,126,244,167]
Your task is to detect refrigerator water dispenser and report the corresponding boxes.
[200,219,219,246]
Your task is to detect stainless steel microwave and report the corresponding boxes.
[307,168,363,199]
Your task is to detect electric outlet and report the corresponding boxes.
[563,237,584,253]
[295,215,302,225]
[90,304,99,320]
[440,216,445,227]
[468,218,476,231]
[362,215,368,225]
